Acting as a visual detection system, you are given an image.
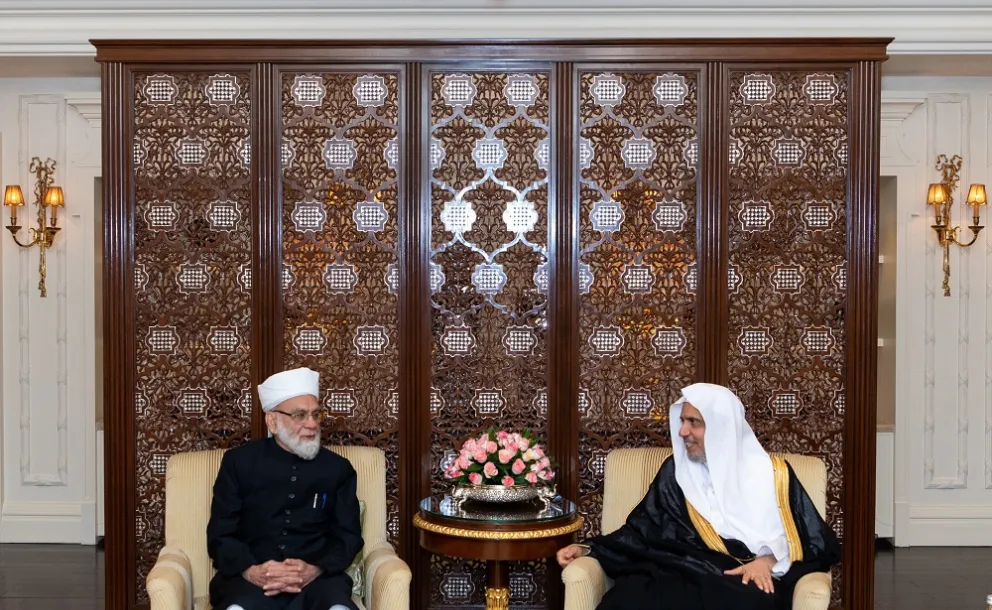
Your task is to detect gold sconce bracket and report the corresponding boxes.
[927,154,986,297]
[3,156,65,297]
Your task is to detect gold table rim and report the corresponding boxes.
[413,513,584,540]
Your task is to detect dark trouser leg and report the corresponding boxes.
[209,574,291,610]
[298,573,358,610]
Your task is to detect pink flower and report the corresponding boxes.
[457,456,471,470]
[523,448,537,462]
[486,441,498,454]
[530,462,541,473]
[537,469,549,480]
[450,469,462,478]
[497,431,509,441]
[473,450,487,463]
[518,437,531,450]
[525,472,539,484]
[533,446,545,459]
[498,449,514,464]
[512,459,526,475]
[545,469,556,480]
[463,439,477,452]
[502,475,516,487]
[483,462,498,478]
[469,472,483,485]
[539,457,551,469]
[506,442,519,453]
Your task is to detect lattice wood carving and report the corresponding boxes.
[726,70,849,603]
[428,71,551,608]
[132,71,254,602]
[281,71,402,543]
[577,70,699,540]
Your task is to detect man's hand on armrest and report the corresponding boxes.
[556,544,591,568]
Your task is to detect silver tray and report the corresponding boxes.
[451,483,556,509]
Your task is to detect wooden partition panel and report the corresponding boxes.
[95,39,889,610]
[575,67,701,541]
[278,67,404,544]
[131,68,256,596]
[426,67,554,607]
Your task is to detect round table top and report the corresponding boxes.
[419,493,577,526]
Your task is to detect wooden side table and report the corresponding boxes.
[414,494,582,610]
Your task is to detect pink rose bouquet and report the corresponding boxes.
[442,427,556,487]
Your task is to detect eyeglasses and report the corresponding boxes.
[270,409,325,423]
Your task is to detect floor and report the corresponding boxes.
[0,542,987,609]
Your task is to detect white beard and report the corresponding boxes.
[274,418,321,460]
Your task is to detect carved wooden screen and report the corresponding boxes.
[131,70,255,599]
[100,40,884,610]
[576,69,700,539]
[279,69,403,543]
[427,69,552,608]
[725,68,850,600]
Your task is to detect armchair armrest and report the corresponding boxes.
[792,571,831,610]
[362,542,411,610]
[562,556,611,610]
[147,546,194,610]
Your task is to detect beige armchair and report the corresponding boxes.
[146,446,411,610]
[563,447,832,610]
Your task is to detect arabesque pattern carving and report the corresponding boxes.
[132,71,253,602]
[577,71,699,540]
[281,71,402,544]
[429,71,550,608]
[726,70,849,602]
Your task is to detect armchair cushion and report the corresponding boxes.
[344,500,367,599]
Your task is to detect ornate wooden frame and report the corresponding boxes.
[95,38,888,610]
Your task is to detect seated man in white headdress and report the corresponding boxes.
[207,367,362,610]
[556,383,840,610]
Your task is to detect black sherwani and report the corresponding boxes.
[207,438,363,610]
[587,456,840,610]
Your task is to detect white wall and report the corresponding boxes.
[882,77,992,546]
[0,76,101,543]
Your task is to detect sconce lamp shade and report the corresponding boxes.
[966,184,987,207]
[43,186,64,207]
[3,185,24,207]
[927,183,948,206]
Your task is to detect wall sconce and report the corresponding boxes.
[3,157,65,297]
[927,154,985,297]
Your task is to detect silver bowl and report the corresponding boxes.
[451,483,556,509]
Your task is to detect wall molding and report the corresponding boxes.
[66,95,102,129]
[1,2,992,55]
[881,96,926,124]
[987,94,992,490]
[0,500,91,543]
[16,94,69,487]
[923,93,970,490]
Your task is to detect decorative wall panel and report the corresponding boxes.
[576,70,700,539]
[132,71,254,601]
[726,70,849,597]
[428,70,551,608]
[280,71,402,542]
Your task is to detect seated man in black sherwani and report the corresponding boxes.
[207,367,363,610]
[557,383,840,610]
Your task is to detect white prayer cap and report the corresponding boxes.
[257,367,320,412]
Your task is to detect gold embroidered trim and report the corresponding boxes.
[413,513,583,540]
[771,456,804,563]
[686,501,730,556]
